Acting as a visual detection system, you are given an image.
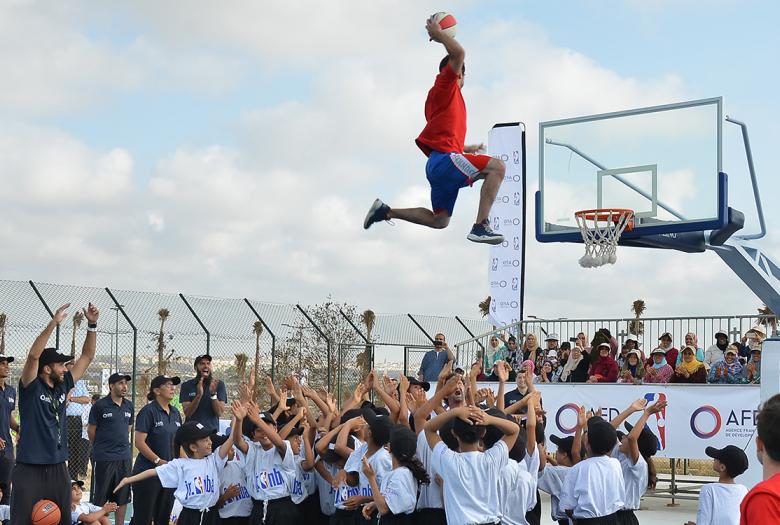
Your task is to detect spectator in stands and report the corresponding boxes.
[575,332,591,354]
[739,325,766,360]
[558,341,571,365]
[746,348,762,384]
[483,334,507,372]
[560,345,590,383]
[534,361,556,383]
[707,345,746,384]
[418,333,454,383]
[522,334,542,365]
[646,332,678,369]
[587,343,619,383]
[624,334,645,360]
[672,346,707,383]
[704,329,730,370]
[644,348,673,384]
[504,336,522,378]
[543,334,560,361]
[617,350,645,384]
[616,343,631,370]
[740,393,780,523]
[675,332,705,366]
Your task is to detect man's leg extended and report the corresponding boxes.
[388,208,450,229]
[473,158,505,224]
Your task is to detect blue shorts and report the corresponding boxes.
[426,151,490,216]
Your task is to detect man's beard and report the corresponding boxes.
[49,369,63,385]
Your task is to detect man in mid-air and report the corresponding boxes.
[364,17,507,244]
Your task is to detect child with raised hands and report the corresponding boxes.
[361,425,430,525]
[212,433,252,525]
[538,434,579,525]
[608,398,667,524]
[424,404,519,525]
[234,400,300,525]
[113,400,245,525]
[560,413,625,524]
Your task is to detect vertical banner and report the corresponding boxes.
[487,123,526,327]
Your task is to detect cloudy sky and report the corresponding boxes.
[1,0,778,323]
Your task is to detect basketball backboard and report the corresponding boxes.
[536,97,728,244]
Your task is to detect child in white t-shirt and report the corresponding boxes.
[424,403,520,525]
[70,479,117,525]
[560,416,625,523]
[234,401,299,525]
[686,445,749,525]
[211,434,252,525]
[313,430,357,521]
[286,421,318,519]
[115,401,244,525]
[539,435,577,525]
[361,425,430,525]
[609,398,667,524]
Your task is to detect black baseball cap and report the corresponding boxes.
[71,479,84,488]
[406,376,431,392]
[108,372,132,384]
[287,427,304,438]
[706,445,749,478]
[361,406,392,447]
[210,433,229,448]
[150,375,181,389]
[587,419,618,455]
[389,425,417,459]
[624,422,661,458]
[38,348,71,370]
[0,355,14,363]
[176,421,214,444]
[194,354,212,365]
[550,434,575,456]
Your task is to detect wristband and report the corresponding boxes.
[87,323,97,332]
[211,394,218,400]
[154,457,161,465]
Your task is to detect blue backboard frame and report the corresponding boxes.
[536,97,728,244]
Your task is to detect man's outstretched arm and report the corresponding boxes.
[426,19,465,75]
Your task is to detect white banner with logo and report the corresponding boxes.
[487,124,525,327]
[476,382,760,459]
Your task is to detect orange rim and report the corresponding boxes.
[575,208,635,232]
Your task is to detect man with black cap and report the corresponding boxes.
[685,445,748,525]
[10,302,99,525]
[0,354,18,509]
[87,372,134,525]
[180,354,228,431]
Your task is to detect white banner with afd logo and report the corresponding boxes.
[487,124,525,327]
[476,382,760,459]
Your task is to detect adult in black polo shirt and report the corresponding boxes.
[88,372,133,525]
[10,303,98,525]
[131,375,182,525]
[0,355,19,507]
[179,354,227,431]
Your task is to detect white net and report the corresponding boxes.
[575,209,634,268]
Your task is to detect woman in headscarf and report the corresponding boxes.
[707,345,746,384]
[739,325,766,360]
[675,332,705,366]
[560,345,590,383]
[704,329,730,370]
[746,347,762,384]
[534,360,556,383]
[645,332,678,370]
[522,333,543,369]
[575,331,591,353]
[483,333,507,372]
[644,348,673,383]
[617,350,646,384]
[586,343,619,383]
[671,345,707,383]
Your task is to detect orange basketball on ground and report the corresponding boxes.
[31,499,61,525]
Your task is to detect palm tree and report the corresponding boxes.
[757,305,777,335]
[479,296,491,318]
[252,321,263,400]
[629,299,646,336]
[71,311,84,357]
[157,308,170,375]
[235,353,249,383]
[357,310,375,376]
[0,313,6,355]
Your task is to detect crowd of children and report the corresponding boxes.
[62,362,760,524]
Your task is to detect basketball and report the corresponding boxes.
[31,499,61,525]
[430,12,457,38]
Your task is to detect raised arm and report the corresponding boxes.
[371,371,400,420]
[424,405,480,450]
[314,422,345,457]
[474,409,519,450]
[218,401,244,459]
[397,376,410,427]
[525,391,540,456]
[611,399,647,430]
[496,362,509,412]
[246,404,287,458]
[415,375,459,436]
[70,303,99,382]
[571,406,586,465]
[362,457,390,515]
[335,418,363,459]
[426,18,465,75]
[626,400,668,464]
[22,303,70,387]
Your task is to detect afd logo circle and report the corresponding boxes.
[690,406,722,439]
[555,403,580,434]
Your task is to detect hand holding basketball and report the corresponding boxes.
[427,12,457,41]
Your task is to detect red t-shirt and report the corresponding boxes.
[741,473,780,524]
[415,65,466,156]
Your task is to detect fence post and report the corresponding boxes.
[407,314,434,343]
[29,280,59,349]
[243,299,277,381]
[179,293,210,356]
[106,288,138,413]
[296,304,332,391]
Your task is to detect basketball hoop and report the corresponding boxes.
[574,208,635,268]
